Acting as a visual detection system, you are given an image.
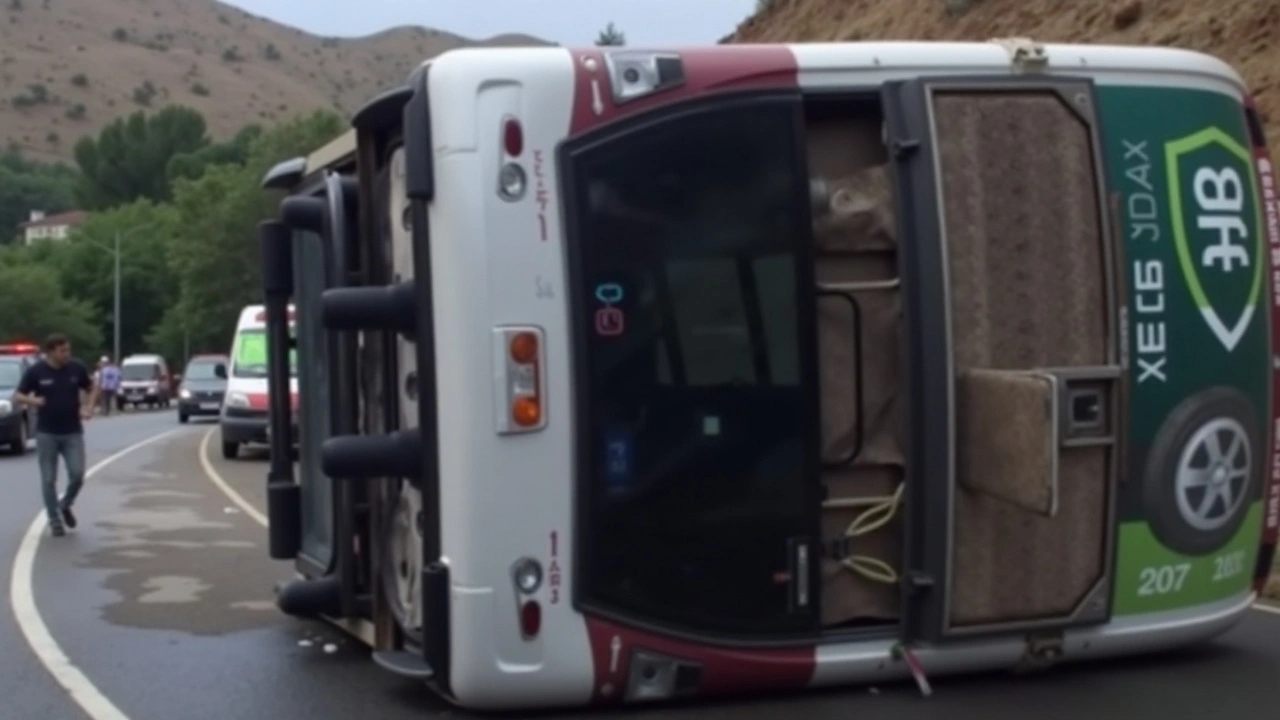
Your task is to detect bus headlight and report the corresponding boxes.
[511,557,542,595]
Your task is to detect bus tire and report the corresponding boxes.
[221,440,239,460]
[1141,386,1261,556]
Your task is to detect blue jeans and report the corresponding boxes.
[36,433,85,526]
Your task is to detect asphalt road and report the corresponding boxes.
[1,410,1278,720]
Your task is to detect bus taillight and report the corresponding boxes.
[511,558,543,640]
[519,600,542,639]
[494,326,547,434]
[503,116,523,157]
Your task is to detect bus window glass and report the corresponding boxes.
[572,100,816,634]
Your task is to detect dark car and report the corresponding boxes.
[177,354,229,424]
[0,353,37,455]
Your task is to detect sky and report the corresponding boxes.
[218,0,759,46]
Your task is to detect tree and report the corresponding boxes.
[72,105,210,210]
[0,263,102,358]
[50,200,181,359]
[0,151,78,244]
[596,22,625,46]
[154,109,345,361]
[166,124,263,183]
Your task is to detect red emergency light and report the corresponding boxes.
[254,308,297,324]
[0,342,38,355]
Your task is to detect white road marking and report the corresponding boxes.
[197,427,267,527]
[10,428,185,720]
[1253,601,1280,615]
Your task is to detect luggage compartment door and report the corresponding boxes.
[886,77,1122,641]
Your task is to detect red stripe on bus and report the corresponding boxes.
[1249,94,1280,592]
[567,45,800,137]
[584,615,815,703]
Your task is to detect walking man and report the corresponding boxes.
[98,355,120,416]
[14,334,97,537]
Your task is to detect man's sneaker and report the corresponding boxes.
[50,525,66,537]
[61,505,77,529]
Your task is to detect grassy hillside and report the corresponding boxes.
[0,0,550,161]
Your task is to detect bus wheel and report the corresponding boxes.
[1142,386,1261,556]
[381,481,424,644]
[221,440,239,460]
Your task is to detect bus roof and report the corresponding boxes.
[305,129,356,172]
[261,129,356,190]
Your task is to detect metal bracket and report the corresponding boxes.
[1012,631,1064,674]
[989,37,1049,73]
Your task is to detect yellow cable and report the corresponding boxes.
[822,482,904,584]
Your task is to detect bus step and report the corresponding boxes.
[372,651,435,680]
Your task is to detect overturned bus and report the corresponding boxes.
[254,38,1280,711]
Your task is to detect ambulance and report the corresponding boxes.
[218,304,297,459]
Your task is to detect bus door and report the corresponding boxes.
[884,76,1122,642]
[564,92,826,639]
[292,194,336,576]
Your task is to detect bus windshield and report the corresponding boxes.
[572,100,814,633]
[232,329,296,378]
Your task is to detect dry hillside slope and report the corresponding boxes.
[0,0,550,161]
[731,0,1280,148]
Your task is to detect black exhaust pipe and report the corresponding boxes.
[275,576,343,618]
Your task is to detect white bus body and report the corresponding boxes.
[264,40,1280,711]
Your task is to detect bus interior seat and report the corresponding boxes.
[956,369,1057,516]
[807,113,905,627]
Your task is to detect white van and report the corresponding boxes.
[117,353,172,410]
[219,304,297,459]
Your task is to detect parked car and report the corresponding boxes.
[177,354,229,424]
[118,354,173,410]
[0,350,37,455]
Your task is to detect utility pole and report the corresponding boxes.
[113,231,121,363]
[84,224,149,362]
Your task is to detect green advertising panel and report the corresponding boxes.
[1098,85,1268,616]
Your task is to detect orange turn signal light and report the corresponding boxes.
[512,396,541,427]
[510,332,538,364]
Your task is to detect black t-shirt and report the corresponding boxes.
[17,359,92,435]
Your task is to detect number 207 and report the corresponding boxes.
[1137,563,1190,596]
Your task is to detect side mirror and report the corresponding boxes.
[214,363,227,379]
